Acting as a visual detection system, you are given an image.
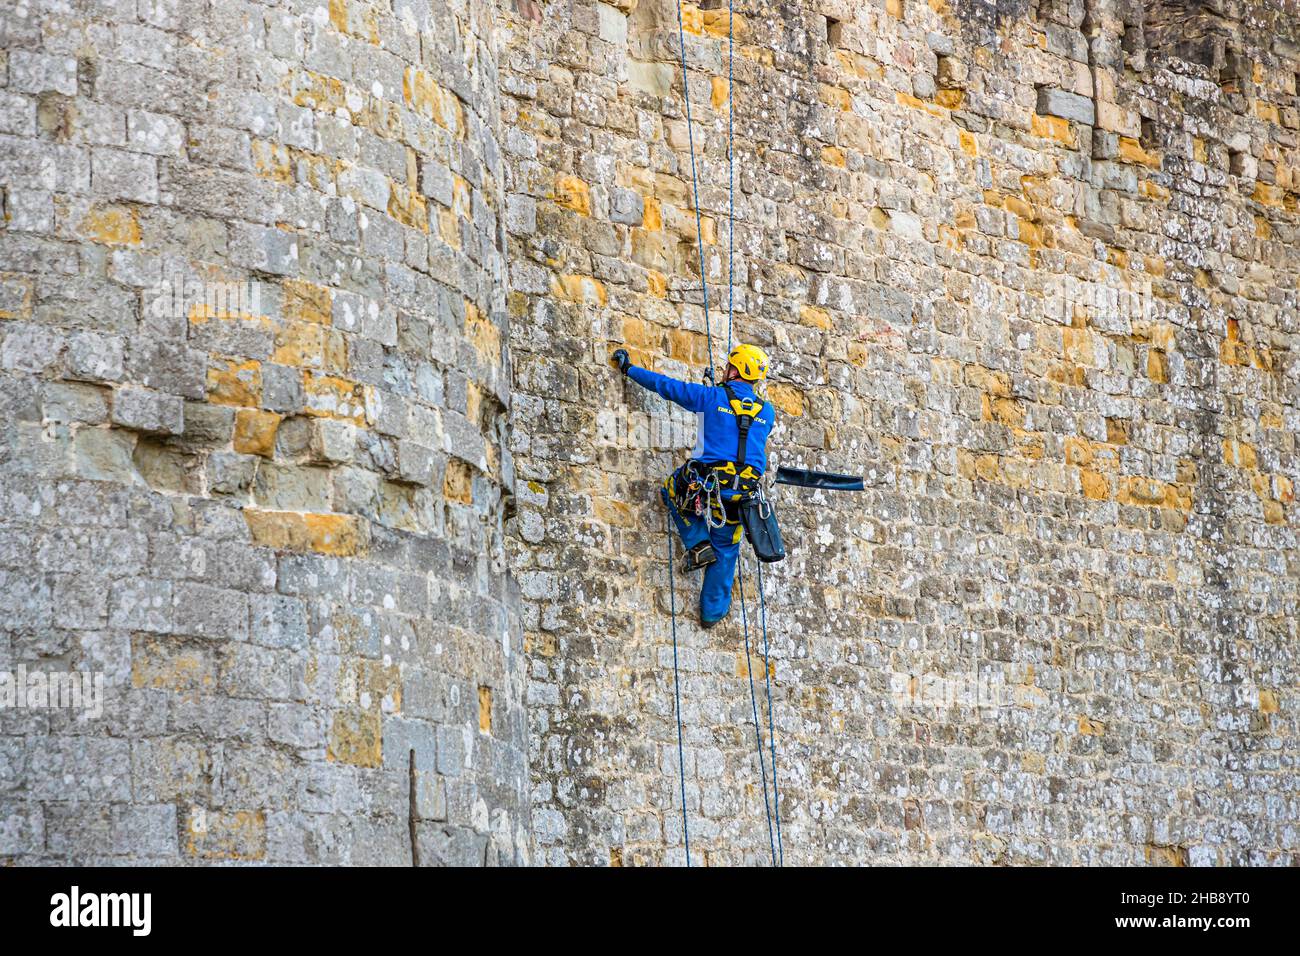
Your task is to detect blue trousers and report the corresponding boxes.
[661,475,743,623]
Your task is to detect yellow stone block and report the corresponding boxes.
[711,77,729,109]
[987,396,1024,427]
[388,181,429,230]
[766,382,804,417]
[1254,182,1285,208]
[207,358,262,407]
[1147,349,1168,383]
[1117,136,1161,168]
[132,635,214,692]
[701,8,744,39]
[1064,437,1092,467]
[821,145,846,167]
[282,279,332,325]
[444,458,474,504]
[77,205,141,246]
[327,709,382,767]
[552,274,608,306]
[1031,113,1075,147]
[896,91,944,117]
[244,509,366,556]
[820,84,851,110]
[934,88,964,109]
[1222,438,1257,469]
[799,305,832,330]
[302,372,368,424]
[1144,844,1187,867]
[465,301,502,362]
[1003,195,1035,221]
[185,810,267,861]
[555,174,591,215]
[1080,470,1109,500]
[669,328,707,364]
[621,316,657,350]
[1062,327,1094,365]
[645,270,667,298]
[974,455,1001,482]
[252,139,292,183]
[273,322,348,372]
[438,208,461,249]
[679,4,703,34]
[233,409,282,459]
[642,196,662,231]
[1140,180,1170,200]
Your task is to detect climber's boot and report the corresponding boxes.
[700,607,730,630]
[680,541,717,575]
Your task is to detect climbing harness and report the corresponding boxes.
[719,383,763,490]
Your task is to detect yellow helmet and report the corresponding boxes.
[727,343,769,382]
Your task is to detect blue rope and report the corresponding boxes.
[674,0,716,381]
[666,527,691,866]
[726,0,735,354]
[738,556,777,866]
[758,560,783,865]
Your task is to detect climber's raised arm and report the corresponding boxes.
[611,348,713,413]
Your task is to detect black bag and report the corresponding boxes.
[739,496,785,563]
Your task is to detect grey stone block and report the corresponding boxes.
[173,582,249,640]
[109,577,172,632]
[91,147,159,203]
[1036,87,1095,125]
[229,223,299,276]
[9,51,76,96]
[249,592,308,649]
[111,386,184,435]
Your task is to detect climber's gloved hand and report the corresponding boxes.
[611,348,630,374]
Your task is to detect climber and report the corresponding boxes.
[611,343,775,628]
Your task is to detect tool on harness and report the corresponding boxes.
[739,487,785,563]
[668,461,712,520]
[681,540,717,574]
[773,465,865,491]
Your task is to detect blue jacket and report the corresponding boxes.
[626,365,774,475]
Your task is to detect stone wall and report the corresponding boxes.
[500,0,1299,865]
[0,0,527,864]
[2,0,1297,868]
